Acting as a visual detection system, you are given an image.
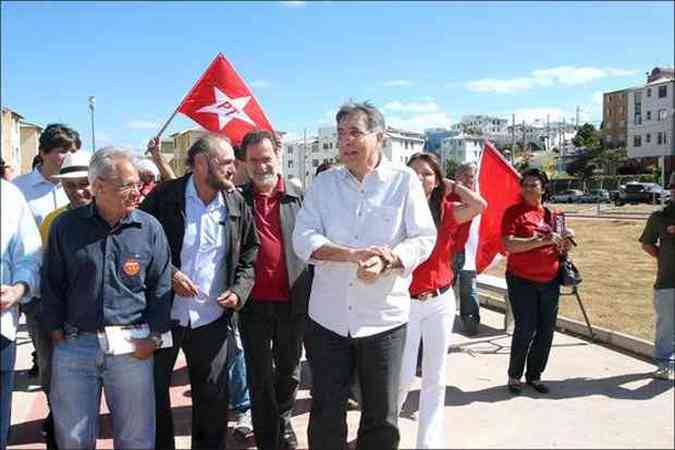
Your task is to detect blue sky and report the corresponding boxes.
[2,1,673,151]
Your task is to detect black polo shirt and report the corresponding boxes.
[41,203,173,334]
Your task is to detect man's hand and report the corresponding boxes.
[50,329,65,346]
[129,337,156,360]
[348,248,381,265]
[172,271,199,297]
[0,284,26,311]
[442,178,457,194]
[367,246,401,269]
[217,290,240,309]
[356,256,385,282]
[146,137,161,158]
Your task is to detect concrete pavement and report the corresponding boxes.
[7,307,674,449]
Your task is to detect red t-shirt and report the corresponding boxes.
[447,192,471,253]
[409,199,459,296]
[250,176,291,302]
[501,201,560,283]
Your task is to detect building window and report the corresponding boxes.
[657,132,664,145]
[646,133,651,143]
[647,88,651,97]
[633,135,641,147]
[647,111,651,120]
[634,115,642,125]
[658,109,668,121]
[659,85,667,98]
[288,160,294,169]
[312,159,319,168]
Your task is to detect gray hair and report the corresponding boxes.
[186,134,232,169]
[456,162,477,175]
[336,100,385,132]
[89,146,138,185]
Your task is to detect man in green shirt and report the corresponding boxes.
[639,172,675,381]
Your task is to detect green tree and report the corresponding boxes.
[572,123,601,149]
[445,159,459,179]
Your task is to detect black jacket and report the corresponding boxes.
[140,175,260,310]
[240,178,312,316]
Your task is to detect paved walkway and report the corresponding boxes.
[7,307,674,449]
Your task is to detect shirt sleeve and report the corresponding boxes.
[639,213,659,246]
[501,206,518,238]
[10,193,42,298]
[292,178,332,263]
[143,221,173,334]
[40,217,67,333]
[392,172,437,277]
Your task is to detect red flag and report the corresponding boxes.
[472,140,522,273]
[177,53,274,145]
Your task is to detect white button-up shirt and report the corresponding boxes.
[1,180,42,340]
[13,167,69,226]
[293,160,436,338]
[172,176,229,328]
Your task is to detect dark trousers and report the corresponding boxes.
[506,273,560,381]
[154,316,231,450]
[305,319,406,450]
[239,302,305,450]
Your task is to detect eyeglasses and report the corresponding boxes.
[100,177,143,193]
[337,129,376,141]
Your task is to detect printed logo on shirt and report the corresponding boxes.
[122,258,141,277]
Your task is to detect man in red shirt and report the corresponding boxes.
[238,130,312,450]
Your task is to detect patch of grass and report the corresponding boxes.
[485,218,657,341]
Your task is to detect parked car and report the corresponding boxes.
[580,189,611,203]
[550,189,585,203]
[615,182,671,206]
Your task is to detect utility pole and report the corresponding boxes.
[88,96,96,152]
[302,128,307,188]
[575,105,580,129]
[546,114,551,151]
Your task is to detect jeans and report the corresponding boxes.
[654,288,675,370]
[1,336,16,450]
[399,290,455,449]
[226,314,251,413]
[50,333,155,450]
[154,316,231,450]
[239,302,305,450]
[22,300,53,392]
[306,319,406,450]
[506,273,560,381]
[452,252,480,333]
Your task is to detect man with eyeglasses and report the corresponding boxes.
[293,101,436,450]
[41,147,173,450]
[140,134,259,450]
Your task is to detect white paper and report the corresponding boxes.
[0,307,17,341]
[103,324,172,355]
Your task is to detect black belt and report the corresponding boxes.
[411,284,451,301]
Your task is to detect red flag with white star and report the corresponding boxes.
[177,53,274,145]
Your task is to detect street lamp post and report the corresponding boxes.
[88,96,96,151]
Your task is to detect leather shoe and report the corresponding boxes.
[507,377,522,394]
[527,380,550,394]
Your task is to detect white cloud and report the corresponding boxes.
[465,66,640,94]
[383,100,440,113]
[592,90,604,106]
[387,112,453,132]
[249,80,271,88]
[380,80,413,87]
[126,120,159,130]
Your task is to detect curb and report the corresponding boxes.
[476,287,655,361]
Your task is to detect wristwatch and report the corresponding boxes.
[149,333,163,350]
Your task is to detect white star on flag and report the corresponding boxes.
[195,87,256,130]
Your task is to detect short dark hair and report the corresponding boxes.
[186,134,231,169]
[240,130,279,158]
[520,168,550,200]
[39,123,79,154]
[335,101,385,132]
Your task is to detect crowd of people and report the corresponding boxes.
[0,101,673,450]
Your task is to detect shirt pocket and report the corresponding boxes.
[364,205,401,246]
[118,252,151,292]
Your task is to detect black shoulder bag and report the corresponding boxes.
[544,207,582,287]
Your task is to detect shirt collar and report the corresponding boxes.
[29,166,60,188]
[339,153,390,184]
[84,201,143,226]
[186,175,225,209]
[253,174,285,198]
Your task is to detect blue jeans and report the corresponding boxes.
[654,288,675,370]
[227,317,251,413]
[50,334,155,450]
[453,252,480,332]
[0,336,16,450]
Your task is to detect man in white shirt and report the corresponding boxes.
[1,180,42,450]
[293,101,436,450]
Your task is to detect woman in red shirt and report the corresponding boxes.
[399,153,486,449]
[501,169,575,395]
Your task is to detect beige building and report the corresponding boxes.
[1,107,23,173]
[601,89,628,148]
[168,127,207,176]
[19,121,43,174]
